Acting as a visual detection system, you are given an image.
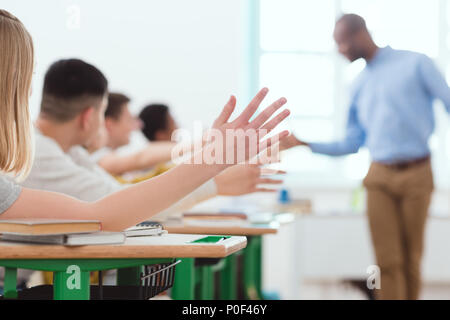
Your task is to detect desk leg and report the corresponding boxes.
[53,269,90,300]
[3,267,18,299]
[198,266,214,300]
[171,258,194,300]
[254,236,262,297]
[220,254,237,300]
[117,267,142,286]
[243,235,263,300]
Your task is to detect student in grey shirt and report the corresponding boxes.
[0,176,34,288]
[0,176,21,214]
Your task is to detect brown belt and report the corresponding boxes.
[377,155,430,170]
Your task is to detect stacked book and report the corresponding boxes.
[0,219,166,246]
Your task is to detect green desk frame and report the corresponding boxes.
[0,258,171,300]
[171,235,263,300]
[0,236,260,300]
[242,235,263,300]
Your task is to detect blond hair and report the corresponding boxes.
[0,10,34,180]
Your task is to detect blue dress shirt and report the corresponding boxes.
[309,46,450,164]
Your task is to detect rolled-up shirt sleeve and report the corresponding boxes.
[0,175,22,214]
[418,54,450,113]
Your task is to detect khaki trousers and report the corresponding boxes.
[363,159,434,300]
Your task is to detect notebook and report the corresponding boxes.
[0,219,101,236]
[0,231,125,246]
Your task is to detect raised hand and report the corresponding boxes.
[203,87,290,166]
[279,133,307,151]
[214,164,286,196]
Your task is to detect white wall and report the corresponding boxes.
[2,0,245,129]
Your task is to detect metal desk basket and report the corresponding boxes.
[137,259,181,300]
[3,259,181,300]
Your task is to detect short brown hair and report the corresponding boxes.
[105,93,130,120]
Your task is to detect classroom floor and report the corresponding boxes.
[298,281,450,300]
[29,269,450,300]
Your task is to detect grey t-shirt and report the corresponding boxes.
[0,175,29,286]
[0,175,21,214]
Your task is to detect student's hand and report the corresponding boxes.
[279,133,307,151]
[214,164,286,195]
[202,88,290,167]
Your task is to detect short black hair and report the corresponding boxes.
[40,59,108,122]
[336,14,367,34]
[105,93,131,120]
[139,104,170,141]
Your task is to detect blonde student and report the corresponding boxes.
[0,9,290,231]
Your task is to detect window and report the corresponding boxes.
[251,0,450,188]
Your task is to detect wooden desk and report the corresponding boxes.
[0,234,246,259]
[162,219,280,300]
[0,234,246,300]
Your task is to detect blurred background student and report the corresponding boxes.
[96,92,285,190]
[139,103,178,143]
[93,93,176,177]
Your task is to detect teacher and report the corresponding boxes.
[282,14,450,299]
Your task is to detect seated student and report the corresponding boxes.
[94,93,175,179]
[21,59,285,221]
[100,93,282,192]
[136,103,185,178]
[139,103,178,142]
[134,103,184,179]
[93,93,176,176]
